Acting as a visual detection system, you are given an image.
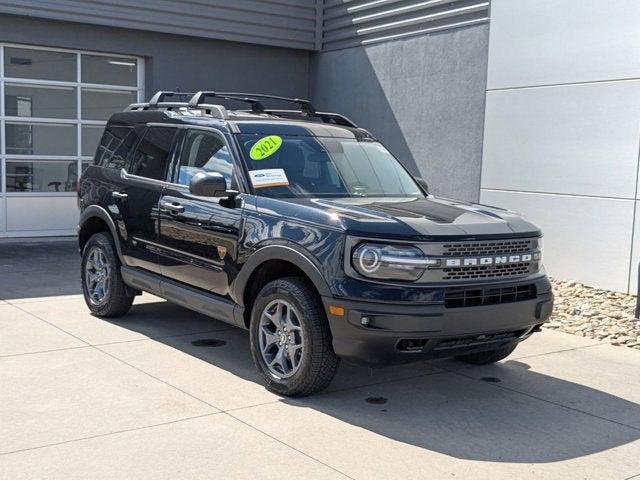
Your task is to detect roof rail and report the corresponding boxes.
[125,102,188,111]
[261,109,358,128]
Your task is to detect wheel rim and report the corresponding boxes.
[85,246,110,306]
[258,299,304,379]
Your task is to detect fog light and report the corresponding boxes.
[361,316,370,326]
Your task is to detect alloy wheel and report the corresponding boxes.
[85,246,111,306]
[258,299,305,379]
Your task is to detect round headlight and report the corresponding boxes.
[357,246,381,273]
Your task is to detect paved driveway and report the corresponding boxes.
[1,240,639,480]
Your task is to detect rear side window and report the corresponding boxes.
[128,127,177,180]
[95,125,135,169]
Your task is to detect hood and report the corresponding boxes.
[255,195,541,240]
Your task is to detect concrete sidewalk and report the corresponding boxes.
[1,241,639,479]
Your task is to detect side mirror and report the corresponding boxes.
[415,177,430,195]
[189,172,228,197]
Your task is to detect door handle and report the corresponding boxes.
[160,200,185,214]
[112,191,128,200]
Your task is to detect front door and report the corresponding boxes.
[158,128,243,297]
[118,125,177,274]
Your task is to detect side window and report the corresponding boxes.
[176,130,234,188]
[128,127,177,180]
[95,125,134,169]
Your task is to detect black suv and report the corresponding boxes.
[78,91,553,396]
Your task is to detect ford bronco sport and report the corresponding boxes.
[78,91,553,396]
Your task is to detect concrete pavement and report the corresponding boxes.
[1,241,639,479]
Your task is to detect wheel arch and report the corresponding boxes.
[234,244,332,328]
[78,206,124,262]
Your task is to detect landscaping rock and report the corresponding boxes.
[547,278,640,350]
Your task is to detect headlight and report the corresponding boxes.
[351,243,435,281]
[534,237,543,262]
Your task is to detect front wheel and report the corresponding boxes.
[249,277,339,397]
[454,343,518,365]
[81,232,134,318]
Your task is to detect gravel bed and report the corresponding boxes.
[546,278,640,349]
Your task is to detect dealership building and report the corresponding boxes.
[0,0,637,294]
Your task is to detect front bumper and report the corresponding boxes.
[322,281,553,366]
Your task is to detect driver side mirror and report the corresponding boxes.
[189,172,229,197]
[415,177,430,195]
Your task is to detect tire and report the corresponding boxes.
[81,232,134,318]
[454,343,518,365]
[249,277,339,397]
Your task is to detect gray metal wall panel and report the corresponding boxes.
[322,0,490,50]
[0,15,310,99]
[0,0,318,50]
[310,24,490,202]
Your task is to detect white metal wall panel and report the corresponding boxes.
[481,0,640,293]
[481,190,635,293]
[322,0,490,50]
[6,196,78,234]
[487,0,640,89]
[482,80,640,199]
[0,0,319,50]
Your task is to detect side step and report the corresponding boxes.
[121,266,245,328]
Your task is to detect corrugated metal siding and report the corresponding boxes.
[0,0,319,50]
[322,0,490,50]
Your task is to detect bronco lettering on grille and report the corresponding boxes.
[445,254,532,268]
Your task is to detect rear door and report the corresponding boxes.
[158,127,243,296]
[117,125,178,274]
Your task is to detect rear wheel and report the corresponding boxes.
[81,232,134,318]
[249,277,339,397]
[454,343,518,365]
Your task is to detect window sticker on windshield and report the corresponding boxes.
[249,168,289,189]
[250,135,282,160]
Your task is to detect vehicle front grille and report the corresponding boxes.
[444,284,536,308]
[442,262,536,280]
[442,239,534,257]
[434,329,528,351]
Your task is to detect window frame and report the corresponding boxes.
[171,127,239,191]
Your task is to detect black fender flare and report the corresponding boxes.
[232,243,332,307]
[78,205,125,263]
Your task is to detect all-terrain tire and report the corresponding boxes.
[249,277,339,397]
[81,232,134,318]
[454,343,518,365]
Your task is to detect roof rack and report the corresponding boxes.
[215,92,316,115]
[125,91,357,127]
[125,90,228,119]
[189,91,266,114]
[148,91,195,106]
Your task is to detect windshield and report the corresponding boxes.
[238,134,423,199]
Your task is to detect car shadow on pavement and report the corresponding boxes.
[104,300,640,465]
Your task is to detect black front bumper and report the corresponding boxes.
[322,283,553,366]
